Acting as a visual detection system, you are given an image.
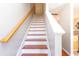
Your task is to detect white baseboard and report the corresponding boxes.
[63,48,70,55]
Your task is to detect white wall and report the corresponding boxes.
[58,4,71,54]
[46,10,65,56]
[46,16,55,55]
[0,3,31,40]
[47,3,65,14]
[0,3,32,56]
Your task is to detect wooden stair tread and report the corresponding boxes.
[25,39,47,41]
[22,45,48,49]
[27,34,46,36]
[31,24,45,25]
[21,53,48,56]
[30,27,45,28]
[28,30,46,31]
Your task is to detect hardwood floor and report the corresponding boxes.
[62,49,69,56]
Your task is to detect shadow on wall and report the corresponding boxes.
[57,4,71,55]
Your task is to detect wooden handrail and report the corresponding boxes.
[0,6,34,43]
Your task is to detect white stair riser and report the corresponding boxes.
[28,32,46,34]
[23,41,47,45]
[21,49,48,54]
[26,36,46,39]
[29,28,46,30]
[30,25,45,27]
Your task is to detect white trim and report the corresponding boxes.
[45,15,51,56]
[16,16,32,56]
[63,48,70,55]
[46,11,65,34]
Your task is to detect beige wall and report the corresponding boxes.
[35,3,45,15]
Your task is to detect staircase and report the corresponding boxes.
[17,15,51,56]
